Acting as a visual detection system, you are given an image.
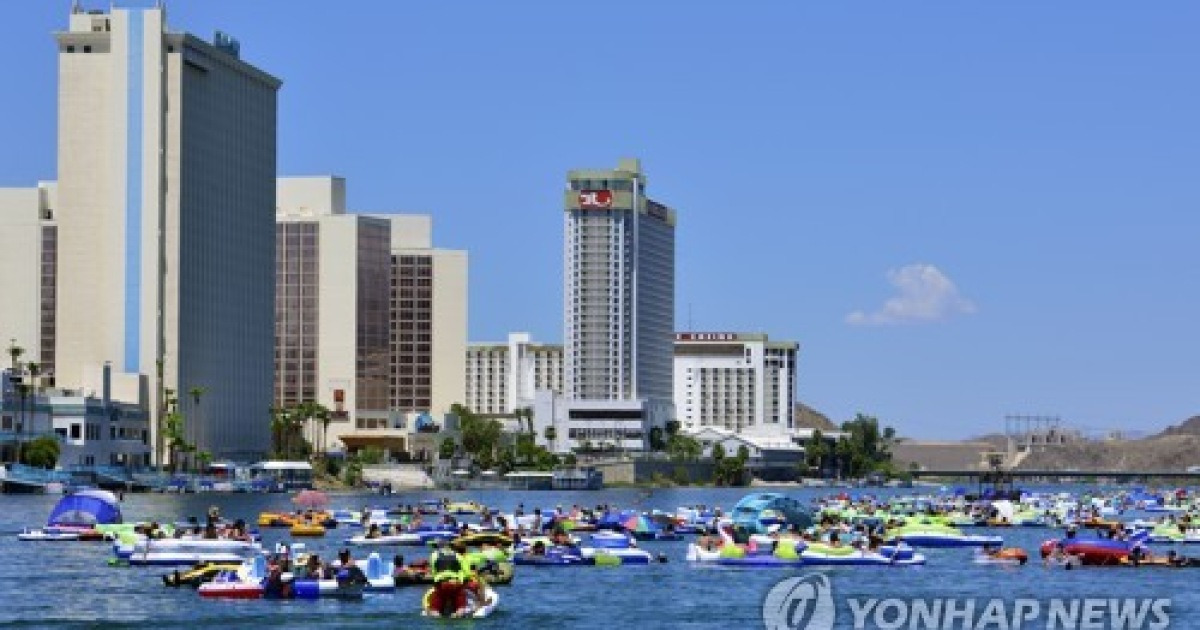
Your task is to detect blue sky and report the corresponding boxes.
[2,2,1197,438]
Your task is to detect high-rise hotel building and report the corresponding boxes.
[275,177,467,457]
[674,332,798,437]
[27,5,280,462]
[544,158,675,451]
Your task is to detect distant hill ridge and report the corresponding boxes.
[1154,416,1200,438]
[793,402,837,432]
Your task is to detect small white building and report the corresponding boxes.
[674,332,798,438]
[1,366,151,469]
[683,426,805,468]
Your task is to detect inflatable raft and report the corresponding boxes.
[422,585,499,618]
[973,548,1029,566]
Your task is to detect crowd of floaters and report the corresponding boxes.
[14,487,1200,616]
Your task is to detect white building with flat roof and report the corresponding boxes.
[4,5,282,463]
[465,333,563,416]
[674,332,799,438]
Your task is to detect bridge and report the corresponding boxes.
[911,469,1200,481]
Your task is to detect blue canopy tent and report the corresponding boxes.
[47,489,122,527]
[730,493,812,534]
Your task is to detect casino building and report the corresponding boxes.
[673,332,799,438]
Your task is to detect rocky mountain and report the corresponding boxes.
[1154,416,1200,438]
[793,402,837,432]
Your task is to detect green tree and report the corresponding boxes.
[439,437,457,460]
[497,446,517,473]
[343,459,364,486]
[648,426,666,451]
[455,404,503,464]
[533,446,559,471]
[22,435,60,469]
[7,339,24,370]
[667,434,702,463]
[358,446,385,465]
[714,456,748,487]
[711,442,726,462]
[665,420,681,437]
[804,429,829,476]
[832,414,897,478]
[515,432,539,466]
[736,445,750,462]
[196,449,213,472]
[14,382,31,464]
[269,406,289,457]
[315,404,333,456]
[25,362,41,393]
[544,425,556,446]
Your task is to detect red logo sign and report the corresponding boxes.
[578,190,613,209]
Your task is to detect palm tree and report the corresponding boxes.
[311,403,332,458]
[7,340,23,371]
[188,386,206,461]
[25,362,40,394]
[269,406,288,458]
[287,407,307,460]
[14,383,31,464]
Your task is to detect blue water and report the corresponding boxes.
[0,486,1196,629]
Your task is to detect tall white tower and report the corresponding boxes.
[560,158,676,450]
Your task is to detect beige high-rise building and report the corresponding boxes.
[384,215,468,422]
[0,183,57,376]
[276,177,391,453]
[51,6,280,462]
[275,177,467,458]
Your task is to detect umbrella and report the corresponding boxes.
[292,490,329,509]
[623,515,655,533]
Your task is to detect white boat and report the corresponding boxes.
[345,532,424,546]
[18,529,81,542]
[345,527,454,546]
[114,538,262,566]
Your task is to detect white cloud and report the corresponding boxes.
[846,263,976,326]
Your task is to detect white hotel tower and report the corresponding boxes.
[51,5,279,461]
[543,158,675,451]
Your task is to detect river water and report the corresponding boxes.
[0,486,1195,629]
